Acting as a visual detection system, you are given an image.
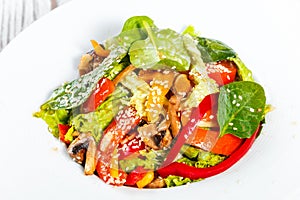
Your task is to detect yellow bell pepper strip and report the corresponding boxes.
[113,64,136,85]
[90,39,110,57]
[145,71,175,122]
[125,166,147,186]
[136,171,155,188]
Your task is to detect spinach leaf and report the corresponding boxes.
[217,81,266,138]
[48,46,127,110]
[129,26,191,71]
[105,16,157,50]
[196,37,236,63]
[121,15,156,32]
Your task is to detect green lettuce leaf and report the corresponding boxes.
[182,25,201,37]
[179,145,226,168]
[119,150,165,172]
[71,86,130,142]
[182,35,219,108]
[164,175,201,187]
[129,26,191,71]
[119,71,150,118]
[228,56,254,81]
[33,103,70,138]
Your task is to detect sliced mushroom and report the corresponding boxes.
[147,177,166,188]
[180,109,192,127]
[168,95,181,137]
[172,74,192,97]
[67,133,97,175]
[156,110,171,132]
[159,129,172,148]
[138,69,162,83]
[78,54,93,76]
[138,69,176,84]
[78,44,108,76]
[137,124,159,150]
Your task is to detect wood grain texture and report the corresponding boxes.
[0,0,70,51]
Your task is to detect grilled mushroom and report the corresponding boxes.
[168,95,181,137]
[147,177,166,188]
[159,129,172,148]
[137,124,159,150]
[78,42,109,76]
[67,133,97,175]
[172,73,192,97]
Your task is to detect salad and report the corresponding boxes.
[34,16,270,188]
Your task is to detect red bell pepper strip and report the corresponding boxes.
[157,125,260,179]
[82,77,115,113]
[58,124,71,144]
[118,136,145,160]
[96,106,141,186]
[161,93,218,168]
[125,166,147,186]
[206,60,237,86]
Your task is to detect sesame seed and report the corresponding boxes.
[250,108,255,112]
[233,127,238,131]
[184,134,188,139]
[157,89,162,95]
[163,70,170,74]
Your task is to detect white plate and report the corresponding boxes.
[1,0,300,199]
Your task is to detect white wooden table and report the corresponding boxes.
[0,0,70,51]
